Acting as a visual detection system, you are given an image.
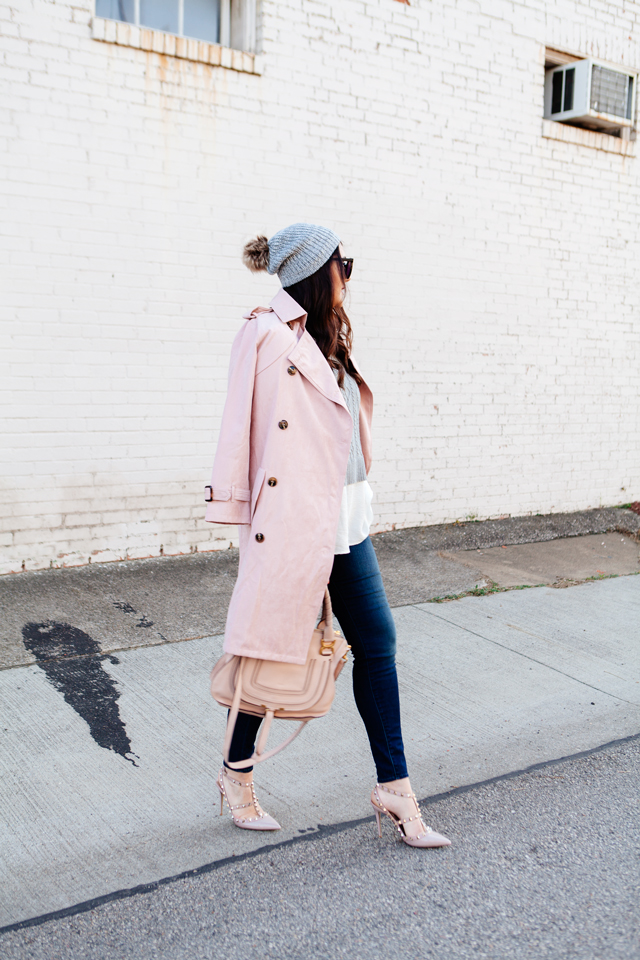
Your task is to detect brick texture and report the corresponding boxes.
[1,0,639,573]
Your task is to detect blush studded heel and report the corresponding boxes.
[217,767,281,831]
[371,782,451,848]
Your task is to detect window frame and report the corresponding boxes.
[91,12,261,74]
[93,0,256,54]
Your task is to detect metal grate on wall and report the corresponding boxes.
[590,65,632,119]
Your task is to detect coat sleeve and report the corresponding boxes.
[205,319,258,525]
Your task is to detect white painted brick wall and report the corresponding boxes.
[1,0,639,573]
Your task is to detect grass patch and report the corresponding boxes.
[426,570,638,603]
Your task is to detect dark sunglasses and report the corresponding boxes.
[332,256,354,280]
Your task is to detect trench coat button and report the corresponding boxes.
[268,477,277,487]
[287,365,297,376]
[278,420,288,430]
[255,533,265,542]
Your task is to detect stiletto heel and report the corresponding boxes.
[216,767,281,831]
[370,784,450,849]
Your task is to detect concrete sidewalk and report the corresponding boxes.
[0,509,638,931]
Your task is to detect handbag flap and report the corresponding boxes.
[240,623,333,710]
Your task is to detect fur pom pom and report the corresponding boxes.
[242,235,270,273]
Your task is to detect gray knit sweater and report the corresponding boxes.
[335,368,367,486]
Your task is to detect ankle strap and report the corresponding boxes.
[221,767,254,788]
[376,783,416,799]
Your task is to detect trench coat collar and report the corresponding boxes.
[269,288,308,328]
[269,290,346,410]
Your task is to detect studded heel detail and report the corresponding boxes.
[217,767,281,831]
[371,783,450,848]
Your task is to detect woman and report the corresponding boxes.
[205,223,450,848]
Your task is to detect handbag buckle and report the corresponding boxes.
[205,485,213,502]
[320,637,335,656]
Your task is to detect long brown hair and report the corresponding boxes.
[284,248,362,388]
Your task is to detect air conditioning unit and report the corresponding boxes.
[544,59,636,132]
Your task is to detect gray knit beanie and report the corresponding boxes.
[242,223,340,287]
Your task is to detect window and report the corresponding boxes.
[95,0,255,51]
[96,0,219,43]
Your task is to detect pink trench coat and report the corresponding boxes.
[205,288,373,665]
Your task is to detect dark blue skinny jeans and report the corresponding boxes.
[226,536,408,782]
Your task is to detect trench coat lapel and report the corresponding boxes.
[287,332,346,407]
[269,289,346,409]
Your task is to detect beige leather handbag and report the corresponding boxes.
[210,590,350,769]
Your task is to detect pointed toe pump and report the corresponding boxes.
[371,783,451,849]
[217,767,281,831]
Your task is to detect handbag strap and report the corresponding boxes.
[222,656,309,770]
[320,588,335,655]
[222,657,246,765]
[224,714,309,770]
[322,587,332,624]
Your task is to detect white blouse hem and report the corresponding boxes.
[334,480,374,555]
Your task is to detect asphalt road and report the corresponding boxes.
[3,735,639,960]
